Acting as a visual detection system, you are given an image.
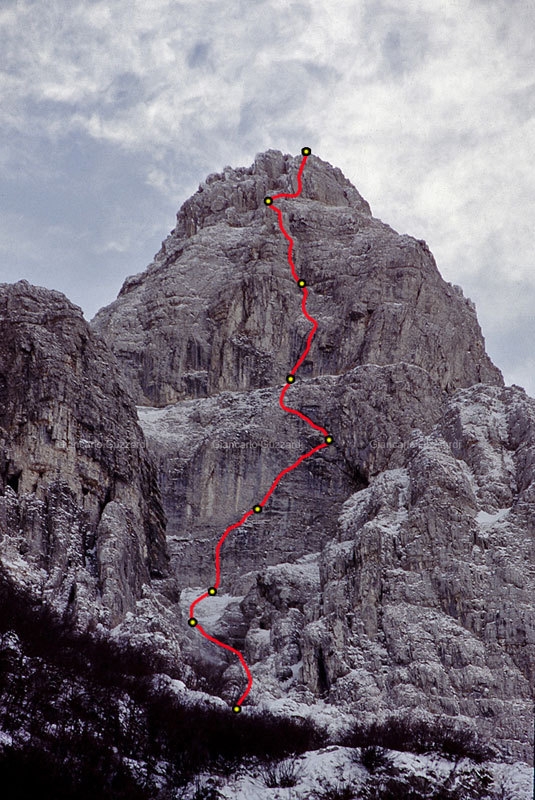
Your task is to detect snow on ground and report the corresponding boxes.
[182,747,534,800]
[180,587,242,629]
[0,730,13,747]
[211,746,366,800]
[490,760,533,800]
[476,508,511,526]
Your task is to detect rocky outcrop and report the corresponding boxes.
[92,150,502,406]
[315,383,535,760]
[228,382,535,761]
[138,362,445,590]
[0,281,167,626]
[145,371,533,759]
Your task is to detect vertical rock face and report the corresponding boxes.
[137,362,445,591]
[89,150,535,760]
[92,150,502,406]
[0,281,167,626]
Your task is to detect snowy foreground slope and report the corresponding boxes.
[204,748,532,800]
[0,150,534,797]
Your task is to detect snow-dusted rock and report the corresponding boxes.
[244,385,535,760]
[95,151,528,762]
[0,281,167,626]
[93,150,501,406]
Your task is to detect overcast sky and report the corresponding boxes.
[1,0,534,394]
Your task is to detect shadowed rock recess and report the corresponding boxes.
[1,151,533,766]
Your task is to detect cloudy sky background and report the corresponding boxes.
[1,0,534,393]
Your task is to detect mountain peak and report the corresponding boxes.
[2,154,534,772]
[171,150,372,242]
[93,150,501,406]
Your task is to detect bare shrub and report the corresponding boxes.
[359,745,391,773]
[259,757,303,788]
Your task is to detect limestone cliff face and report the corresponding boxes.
[92,150,502,406]
[0,281,167,626]
[138,369,535,760]
[89,150,534,761]
[297,383,535,762]
[137,363,445,589]
[2,147,531,766]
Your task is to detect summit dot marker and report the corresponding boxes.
[298,279,306,288]
[253,504,262,514]
[264,196,273,205]
[208,587,217,596]
[188,617,198,627]
[325,435,333,445]
[232,704,242,713]
[301,147,311,156]
[286,374,295,384]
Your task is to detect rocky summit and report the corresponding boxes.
[92,149,501,405]
[1,151,534,780]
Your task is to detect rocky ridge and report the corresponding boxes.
[92,150,534,761]
[93,150,535,761]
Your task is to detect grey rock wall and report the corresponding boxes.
[0,281,167,626]
[92,149,531,760]
[236,384,535,761]
[93,150,501,406]
[137,362,445,590]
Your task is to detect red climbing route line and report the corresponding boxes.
[189,508,254,618]
[188,148,333,712]
[193,623,254,705]
[259,442,327,508]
